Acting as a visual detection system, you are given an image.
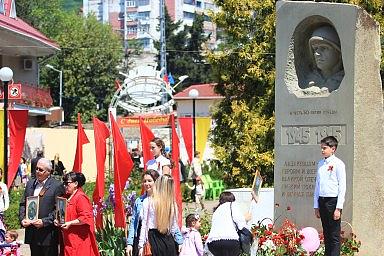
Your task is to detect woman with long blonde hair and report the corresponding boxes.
[138,174,183,256]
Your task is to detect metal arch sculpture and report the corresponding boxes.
[110,65,174,114]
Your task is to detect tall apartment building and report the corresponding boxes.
[83,0,217,60]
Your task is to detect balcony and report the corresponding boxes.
[11,82,53,108]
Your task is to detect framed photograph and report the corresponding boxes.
[26,196,39,221]
[251,170,263,203]
[56,197,67,224]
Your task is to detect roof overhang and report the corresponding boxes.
[0,16,59,56]
[13,103,51,116]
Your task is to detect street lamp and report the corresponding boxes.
[0,67,13,185]
[172,75,189,91]
[46,64,63,125]
[188,88,199,154]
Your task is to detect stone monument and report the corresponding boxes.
[274,1,384,254]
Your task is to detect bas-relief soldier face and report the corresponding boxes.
[311,41,341,76]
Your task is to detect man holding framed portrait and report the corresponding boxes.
[19,158,65,256]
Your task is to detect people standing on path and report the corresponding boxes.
[186,176,205,211]
[206,192,251,256]
[51,153,66,181]
[146,137,171,175]
[19,158,65,256]
[126,170,160,256]
[30,150,44,180]
[314,136,346,256]
[189,151,203,202]
[54,172,99,256]
[138,174,183,256]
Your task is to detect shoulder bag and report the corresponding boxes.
[230,202,253,254]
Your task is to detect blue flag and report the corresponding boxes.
[168,72,175,85]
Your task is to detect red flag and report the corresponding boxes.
[72,113,90,172]
[139,117,155,169]
[7,110,28,188]
[171,114,182,227]
[92,117,110,229]
[163,73,169,84]
[179,117,193,163]
[110,112,134,228]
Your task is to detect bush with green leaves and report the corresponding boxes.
[95,214,126,256]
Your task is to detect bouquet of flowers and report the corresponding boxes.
[252,219,307,256]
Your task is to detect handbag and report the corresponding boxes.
[143,199,152,256]
[143,242,152,256]
[230,202,253,254]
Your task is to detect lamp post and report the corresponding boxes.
[0,67,13,185]
[188,88,199,154]
[46,64,63,125]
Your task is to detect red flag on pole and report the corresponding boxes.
[7,110,28,188]
[92,117,110,229]
[139,117,155,169]
[72,113,90,172]
[171,114,182,227]
[110,112,134,228]
[179,117,193,163]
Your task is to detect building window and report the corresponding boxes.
[137,0,149,6]
[137,11,150,20]
[0,0,4,14]
[140,38,151,48]
[196,1,202,8]
[183,0,195,5]
[139,24,150,33]
[118,12,125,19]
[127,26,137,34]
[183,11,195,20]
[127,11,137,20]
[127,0,136,7]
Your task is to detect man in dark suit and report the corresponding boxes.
[19,158,65,256]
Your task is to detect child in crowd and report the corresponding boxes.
[180,214,204,256]
[0,230,21,256]
[186,176,205,210]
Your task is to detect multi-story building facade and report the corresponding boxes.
[83,0,217,59]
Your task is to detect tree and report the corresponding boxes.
[16,2,123,122]
[155,8,214,90]
[208,0,276,187]
[43,13,123,122]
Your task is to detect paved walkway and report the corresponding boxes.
[17,199,219,256]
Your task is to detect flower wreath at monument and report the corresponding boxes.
[250,217,361,256]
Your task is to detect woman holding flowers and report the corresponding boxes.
[126,170,160,256]
[138,174,183,256]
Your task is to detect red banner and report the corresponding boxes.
[110,113,134,228]
[72,113,90,172]
[7,110,28,188]
[179,117,193,163]
[171,114,182,227]
[139,117,155,170]
[117,114,171,128]
[92,117,110,229]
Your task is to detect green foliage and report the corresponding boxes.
[16,2,124,122]
[155,8,214,90]
[95,214,126,256]
[4,189,24,230]
[208,0,275,187]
